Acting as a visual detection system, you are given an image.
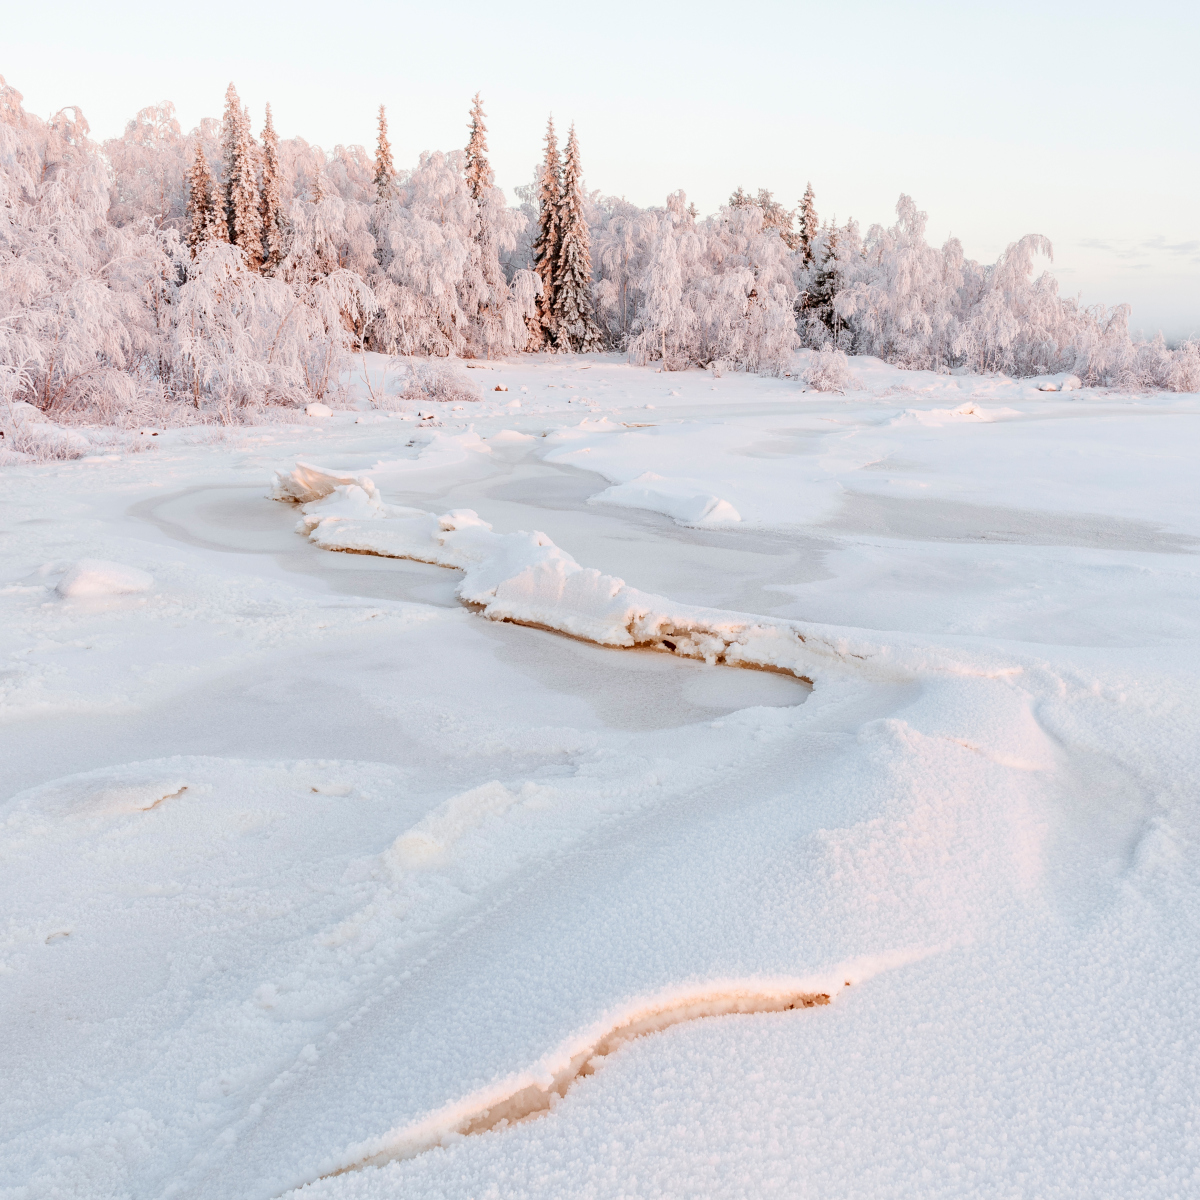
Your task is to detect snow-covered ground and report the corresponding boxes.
[2,351,1198,1199]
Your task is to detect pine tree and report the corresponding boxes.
[799,182,818,267]
[259,103,286,271]
[461,92,509,355]
[812,221,842,337]
[464,92,491,202]
[552,124,602,352]
[531,116,562,347]
[373,104,394,202]
[220,84,262,269]
[185,142,217,256]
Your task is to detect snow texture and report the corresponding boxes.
[2,351,1198,1200]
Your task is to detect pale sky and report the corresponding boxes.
[6,0,1198,338]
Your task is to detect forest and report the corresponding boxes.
[2,75,1198,430]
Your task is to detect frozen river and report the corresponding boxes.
[2,352,1198,1199]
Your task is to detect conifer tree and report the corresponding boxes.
[464,93,490,202]
[552,124,602,352]
[531,116,562,347]
[461,91,508,350]
[799,182,818,267]
[259,103,286,272]
[812,221,843,338]
[185,143,217,256]
[220,84,262,269]
[373,104,394,202]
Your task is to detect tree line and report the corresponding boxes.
[1,73,1197,430]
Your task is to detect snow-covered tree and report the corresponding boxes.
[531,116,562,347]
[729,187,798,250]
[552,124,602,351]
[464,93,490,202]
[367,148,535,360]
[799,182,818,267]
[105,102,187,231]
[0,86,146,416]
[801,219,861,345]
[220,84,262,268]
[185,142,221,255]
[458,94,530,357]
[630,207,698,369]
[373,105,394,202]
[836,195,963,369]
[259,103,287,272]
[593,196,655,348]
[698,200,798,373]
[276,194,376,395]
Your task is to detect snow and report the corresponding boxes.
[55,559,155,598]
[2,352,1199,1200]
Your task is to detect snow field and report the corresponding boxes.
[1,352,1198,1199]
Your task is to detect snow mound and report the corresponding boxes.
[1037,373,1083,393]
[56,559,154,598]
[892,401,1021,427]
[591,473,742,526]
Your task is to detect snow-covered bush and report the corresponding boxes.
[397,360,481,405]
[804,345,857,392]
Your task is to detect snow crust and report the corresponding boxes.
[2,352,1199,1200]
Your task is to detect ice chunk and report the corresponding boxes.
[271,462,378,504]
